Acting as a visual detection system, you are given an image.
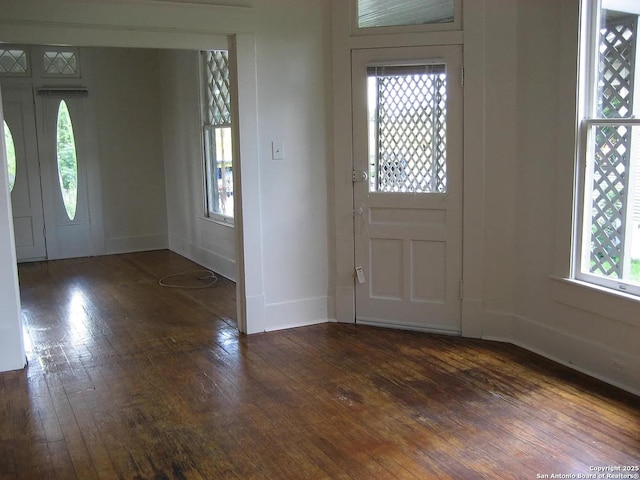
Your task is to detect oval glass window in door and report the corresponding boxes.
[3,120,17,192]
[56,100,78,220]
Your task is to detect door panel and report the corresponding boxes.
[352,45,463,333]
[36,94,94,259]
[2,86,47,261]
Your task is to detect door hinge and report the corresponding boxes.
[459,280,464,300]
[460,66,465,88]
[352,170,368,182]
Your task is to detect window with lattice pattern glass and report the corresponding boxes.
[43,50,79,76]
[577,0,640,295]
[0,48,28,75]
[367,64,447,193]
[202,50,233,220]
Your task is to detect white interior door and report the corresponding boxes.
[36,93,95,260]
[352,45,463,334]
[2,85,47,262]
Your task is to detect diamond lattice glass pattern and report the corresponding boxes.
[597,15,636,118]
[587,13,637,278]
[205,51,231,126]
[369,65,447,193]
[589,124,629,278]
[44,51,78,75]
[0,49,28,74]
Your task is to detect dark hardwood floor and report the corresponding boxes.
[1,251,638,479]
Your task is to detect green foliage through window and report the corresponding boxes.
[3,120,16,192]
[56,100,78,220]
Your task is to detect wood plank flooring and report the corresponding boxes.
[1,250,638,479]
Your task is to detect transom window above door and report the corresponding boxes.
[354,0,461,33]
[0,46,80,78]
[0,47,29,76]
[43,48,79,77]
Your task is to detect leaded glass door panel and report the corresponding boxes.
[352,46,463,333]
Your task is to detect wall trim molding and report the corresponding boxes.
[105,234,168,256]
[0,1,255,36]
[168,234,236,282]
[482,312,640,397]
[263,296,331,333]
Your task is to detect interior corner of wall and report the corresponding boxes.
[461,298,483,338]
[480,310,516,343]
[335,285,355,323]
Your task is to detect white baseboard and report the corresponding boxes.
[481,310,515,341]
[356,319,460,336]
[0,324,26,372]
[168,234,236,281]
[189,243,236,282]
[264,296,331,332]
[335,285,355,323]
[245,294,266,334]
[482,312,640,397]
[461,298,483,338]
[105,234,168,255]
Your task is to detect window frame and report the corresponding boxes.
[41,47,81,78]
[366,63,449,194]
[200,49,234,226]
[574,0,640,297]
[0,45,31,77]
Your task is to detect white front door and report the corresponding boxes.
[352,45,463,334]
[2,85,47,262]
[36,93,95,259]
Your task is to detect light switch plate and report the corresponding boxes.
[272,140,284,160]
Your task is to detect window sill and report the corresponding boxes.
[550,276,640,328]
[198,215,234,228]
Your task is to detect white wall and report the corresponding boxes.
[253,0,332,330]
[91,47,169,254]
[474,0,639,395]
[508,0,639,395]
[159,49,237,281]
[161,1,333,327]
[0,88,26,372]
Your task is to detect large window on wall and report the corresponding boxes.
[576,0,640,296]
[202,50,234,222]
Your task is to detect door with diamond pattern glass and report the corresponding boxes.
[352,46,463,333]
